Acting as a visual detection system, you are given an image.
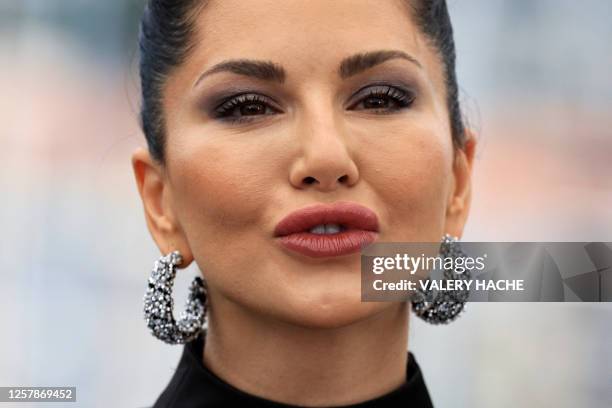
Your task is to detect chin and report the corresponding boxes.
[277,294,391,330]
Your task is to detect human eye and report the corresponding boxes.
[212,93,282,124]
[347,84,416,114]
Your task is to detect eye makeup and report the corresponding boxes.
[346,81,417,113]
[196,86,283,124]
[195,76,420,125]
[213,92,282,123]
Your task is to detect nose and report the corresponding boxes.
[288,110,359,192]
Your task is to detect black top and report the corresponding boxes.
[152,333,434,407]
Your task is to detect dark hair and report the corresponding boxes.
[139,0,465,164]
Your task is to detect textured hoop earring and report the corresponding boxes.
[143,250,208,344]
[411,234,471,324]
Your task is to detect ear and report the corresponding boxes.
[131,147,194,266]
[443,129,477,238]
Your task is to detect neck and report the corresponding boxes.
[203,298,410,407]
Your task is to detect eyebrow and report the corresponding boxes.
[193,49,421,87]
[194,59,286,87]
[339,50,422,78]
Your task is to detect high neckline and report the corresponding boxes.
[152,332,434,407]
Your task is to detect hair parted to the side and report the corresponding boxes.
[138,0,465,165]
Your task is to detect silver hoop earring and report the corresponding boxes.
[143,250,208,344]
[411,234,471,324]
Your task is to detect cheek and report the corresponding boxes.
[167,134,275,267]
[357,118,453,241]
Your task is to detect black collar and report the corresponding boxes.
[152,333,434,407]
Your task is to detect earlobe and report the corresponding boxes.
[131,147,194,265]
[444,130,477,238]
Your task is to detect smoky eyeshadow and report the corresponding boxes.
[346,79,418,108]
[350,70,421,95]
[196,86,271,116]
[195,72,422,119]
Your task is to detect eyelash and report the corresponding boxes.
[212,84,415,124]
[349,85,415,113]
[213,93,281,124]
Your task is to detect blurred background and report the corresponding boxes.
[0,0,611,407]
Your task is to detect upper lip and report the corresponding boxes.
[273,201,380,237]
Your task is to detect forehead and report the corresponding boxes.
[186,0,438,82]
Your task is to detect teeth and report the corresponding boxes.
[309,224,344,234]
[310,225,327,234]
[325,224,342,234]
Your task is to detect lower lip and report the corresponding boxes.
[277,230,378,258]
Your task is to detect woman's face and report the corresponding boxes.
[134,0,475,328]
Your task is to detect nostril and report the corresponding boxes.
[338,175,348,183]
[303,176,317,185]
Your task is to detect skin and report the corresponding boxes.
[132,0,476,405]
